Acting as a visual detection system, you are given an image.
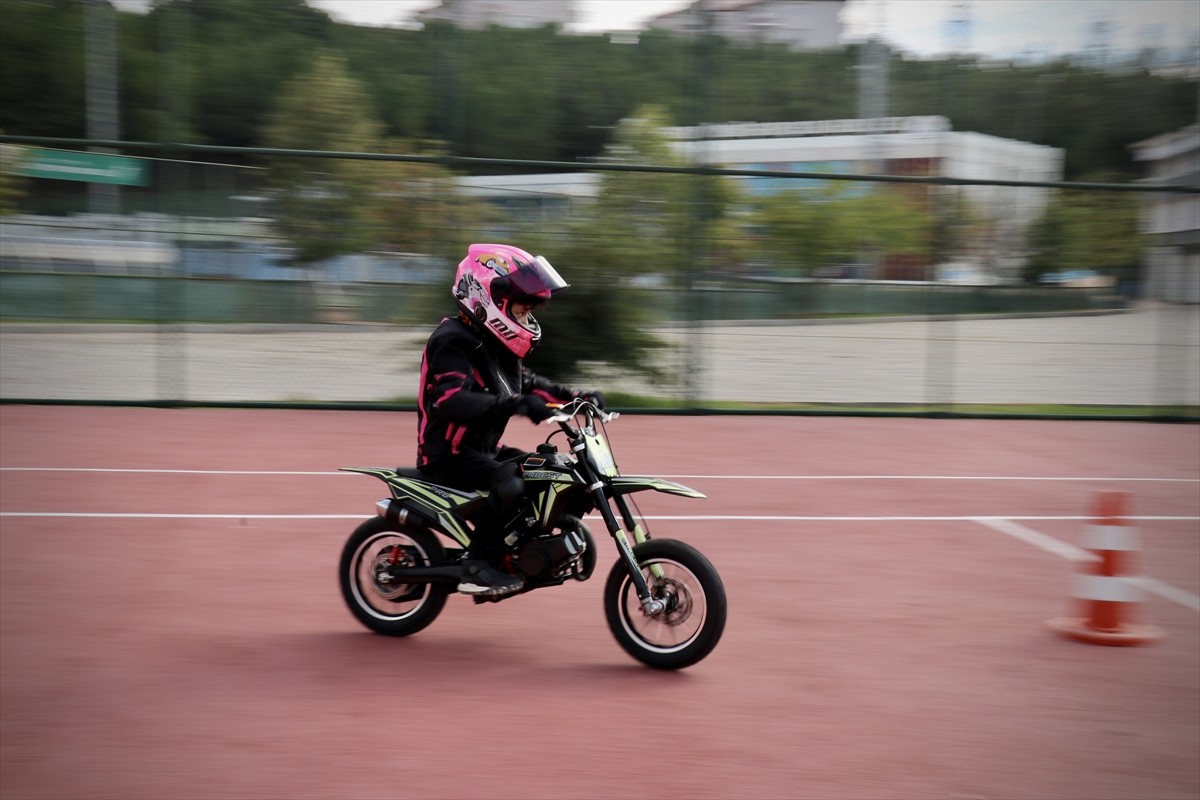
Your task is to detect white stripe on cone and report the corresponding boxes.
[1046,490,1165,645]
[1073,573,1146,603]
[1083,523,1141,552]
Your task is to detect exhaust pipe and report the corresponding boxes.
[375,498,431,529]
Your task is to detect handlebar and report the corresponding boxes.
[545,398,618,426]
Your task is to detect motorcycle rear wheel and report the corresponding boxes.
[339,516,450,636]
[603,539,727,670]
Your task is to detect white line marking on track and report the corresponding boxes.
[1128,577,1200,612]
[0,513,362,519]
[974,518,1094,560]
[664,476,1200,482]
[2,512,1197,522]
[5,511,1195,609]
[974,518,1200,611]
[0,468,1196,482]
[0,468,346,475]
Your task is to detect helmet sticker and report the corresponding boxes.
[457,273,491,309]
[477,254,513,275]
[487,317,518,341]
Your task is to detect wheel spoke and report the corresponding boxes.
[340,517,450,637]
[351,532,432,621]
[604,538,726,669]
[620,558,707,653]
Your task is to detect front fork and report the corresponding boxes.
[617,495,664,579]
[591,487,666,615]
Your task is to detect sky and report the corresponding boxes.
[106,1,1199,62]
[299,0,1200,61]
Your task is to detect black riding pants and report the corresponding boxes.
[420,446,528,556]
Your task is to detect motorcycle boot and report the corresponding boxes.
[421,456,527,596]
[458,518,524,597]
[457,556,524,596]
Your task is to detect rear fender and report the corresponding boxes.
[341,467,482,547]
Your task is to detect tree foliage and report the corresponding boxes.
[521,107,695,382]
[513,105,747,381]
[261,49,383,266]
[748,184,934,276]
[0,0,87,138]
[1024,186,1142,283]
[1,0,1194,179]
[0,139,30,215]
[141,0,334,146]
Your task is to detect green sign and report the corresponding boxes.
[16,149,149,186]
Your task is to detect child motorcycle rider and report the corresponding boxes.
[417,243,605,597]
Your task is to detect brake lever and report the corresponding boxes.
[544,402,573,425]
[543,402,617,425]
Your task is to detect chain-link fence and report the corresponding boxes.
[1,142,1196,419]
[0,1,1196,418]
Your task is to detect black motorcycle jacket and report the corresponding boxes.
[417,315,574,467]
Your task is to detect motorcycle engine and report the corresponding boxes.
[515,528,587,581]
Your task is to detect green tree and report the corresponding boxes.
[370,138,458,255]
[1024,185,1141,285]
[589,106,741,272]
[0,140,30,215]
[261,49,384,272]
[751,185,848,274]
[748,184,934,276]
[132,0,334,147]
[841,188,935,273]
[368,135,503,314]
[522,106,743,382]
[0,0,87,137]
[3,4,1196,181]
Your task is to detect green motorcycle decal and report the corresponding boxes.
[608,476,707,499]
[340,468,478,545]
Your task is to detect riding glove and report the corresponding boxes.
[575,390,607,411]
[512,394,556,423]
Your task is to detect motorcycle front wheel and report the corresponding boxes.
[339,516,450,636]
[604,539,727,670]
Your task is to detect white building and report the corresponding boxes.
[668,116,1063,278]
[457,116,1063,281]
[1130,123,1200,303]
[454,172,602,221]
[647,0,845,50]
[414,0,575,30]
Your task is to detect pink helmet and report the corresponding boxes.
[452,243,569,357]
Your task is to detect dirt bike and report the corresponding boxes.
[338,397,727,670]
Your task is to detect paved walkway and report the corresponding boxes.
[2,307,1197,407]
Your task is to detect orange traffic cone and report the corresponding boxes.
[1046,491,1165,646]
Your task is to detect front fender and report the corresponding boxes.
[608,476,706,499]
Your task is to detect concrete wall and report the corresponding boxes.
[1144,247,1200,304]
[1130,123,1199,304]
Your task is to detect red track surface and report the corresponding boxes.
[1,406,1197,800]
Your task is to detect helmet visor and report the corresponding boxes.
[506,255,569,302]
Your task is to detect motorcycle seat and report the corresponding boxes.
[389,466,488,504]
[393,466,430,480]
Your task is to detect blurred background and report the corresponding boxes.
[0,0,1197,417]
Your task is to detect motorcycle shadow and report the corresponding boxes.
[264,631,695,685]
